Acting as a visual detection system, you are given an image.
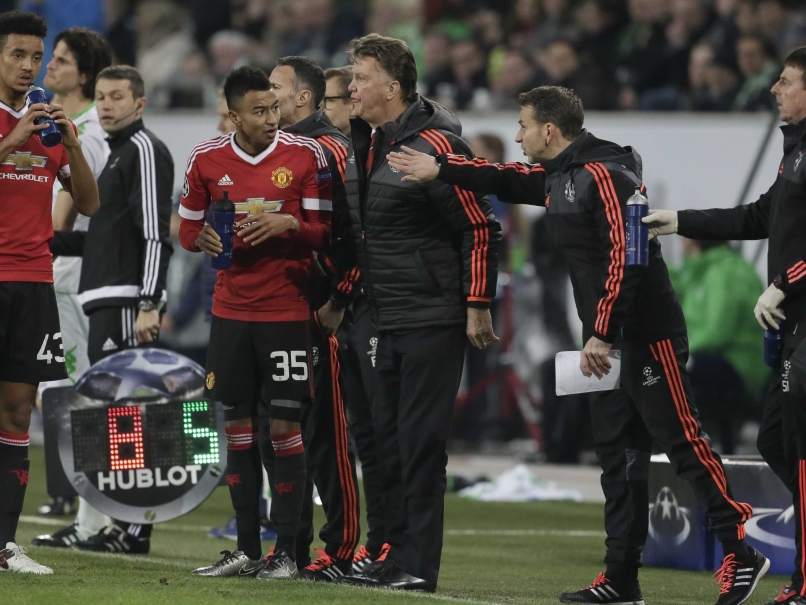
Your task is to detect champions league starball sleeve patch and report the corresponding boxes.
[315,170,332,184]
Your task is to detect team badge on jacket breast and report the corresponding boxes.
[564,180,575,203]
[272,166,293,188]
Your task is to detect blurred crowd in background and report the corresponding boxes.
[10,0,787,461]
[10,0,805,112]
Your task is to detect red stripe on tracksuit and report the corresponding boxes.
[445,154,546,175]
[420,130,490,299]
[585,163,625,338]
[337,266,361,296]
[328,335,359,559]
[318,136,347,183]
[656,339,752,528]
[788,261,806,284]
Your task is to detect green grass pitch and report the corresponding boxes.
[1,447,788,604]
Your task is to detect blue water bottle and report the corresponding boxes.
[625,189,649,267]
[764,322,784,368]
[25,86,62,147]
[211,191,235,270]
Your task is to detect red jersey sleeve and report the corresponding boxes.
[296,143,332,251]
[178,156,209,252]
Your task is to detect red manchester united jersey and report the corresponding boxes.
[0,101,72,283]
[178,131,333,322]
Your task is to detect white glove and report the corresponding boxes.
[642,209,678,240]
[754,283,786,330]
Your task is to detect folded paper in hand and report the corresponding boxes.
[555,350,621,396]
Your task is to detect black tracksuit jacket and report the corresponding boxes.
[282,110,353,310]
[436,129,686,345]
[344,96,502,331]
[50,119,174,313]
[678,117,806,348]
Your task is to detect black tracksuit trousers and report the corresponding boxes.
[292,312,361,565]
[337,301,386,554]
[592,337,751,580]
[757,340,806,595]
[374,324,466,585]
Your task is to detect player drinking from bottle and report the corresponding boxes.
[179,66,332,580]
[0,10,99,575]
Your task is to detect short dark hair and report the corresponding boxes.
[517,86,584,139]
[0,11,47,49]
[223,65,271,109]
[276,56,326,108]
[347,34,418,104]
[54,28,112,100]
[784,46,806,88]
[324,66,352,98]
[96,65,145,99]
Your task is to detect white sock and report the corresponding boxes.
[75,497,111,533]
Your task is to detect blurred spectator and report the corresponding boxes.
[135,0,194,107]
[573,0,627,79]
[529,0,578,50]
[436,38,490,110]
[278,0,365,68]
[323,66,353,134]
[669,239,768,453]
[19,0,104,87]
[732,33,779,111]
[490,48,541,109]
[468,8,506,50]
[665,0,715,90]
[614,0,673,109]
[539,38,615,109]
[702,0,740,54]
[367,0,423,64]
[687,44,740,111]
[421,28,454,96]
[755,0,806,60]
[208,29,250,81]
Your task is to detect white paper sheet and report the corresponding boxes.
[555,350,621,396]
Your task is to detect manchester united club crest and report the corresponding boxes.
[272,166,293,188]
[564,180,575,203]
[206,371,215,390]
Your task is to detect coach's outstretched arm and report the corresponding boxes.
[388,146,547,206]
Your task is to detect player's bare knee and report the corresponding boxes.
[269,418,299,436]
[0,397,34,434]
[225,417,253,430]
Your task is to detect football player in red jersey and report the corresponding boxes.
[179,66,332,580]
[0,11,99,575]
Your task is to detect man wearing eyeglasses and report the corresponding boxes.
[323,67,352,135]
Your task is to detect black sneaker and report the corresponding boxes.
[255,549,298,580]
[32,523,95,548]
[299,547,350,582]
[36,496,76,517]
[351,543,390,577]
[559,573,645,604]
[73,524,150,554]
[714,547,770,605]
[764,585,806,604]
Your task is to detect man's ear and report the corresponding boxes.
[297,89,312,108]
[228,109,240,126]
[386,80,401,102]
[136,96,148,116]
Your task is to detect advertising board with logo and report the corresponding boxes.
[645,455,794,574]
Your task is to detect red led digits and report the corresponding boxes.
[107,406,145,470]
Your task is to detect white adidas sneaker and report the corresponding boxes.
[0,542,54,574]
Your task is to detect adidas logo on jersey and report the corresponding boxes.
[218,174,234,186]
[102,338,117,352]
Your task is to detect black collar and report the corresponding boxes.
[284,109,325,136]
[539,130,588,174]
[106,118,145,150]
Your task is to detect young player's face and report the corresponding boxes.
[229,89,280,148]
[44,40,83,97]
[217,95,235,135]
[349,56,394,127]
[515,106,549,163]
[95,78,145,134]
[772,65,806,125]
[269,65,300,129]
[0,34,44,98]
[323,76,351,134]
